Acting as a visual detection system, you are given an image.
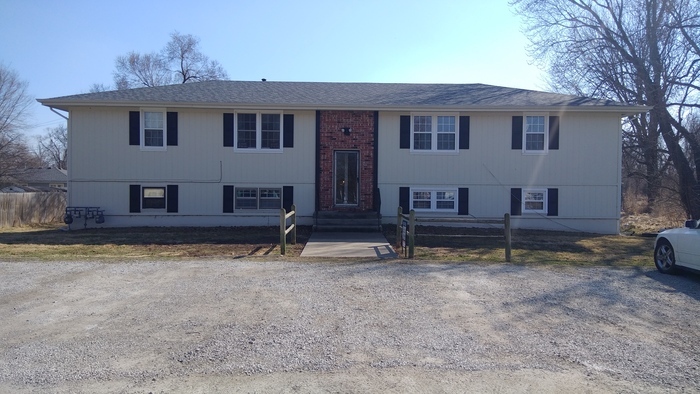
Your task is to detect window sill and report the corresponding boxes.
[521,150,548,155]
[411,209,458,214]
[140,146,167,152]
[409,150,460,155]
[233,148,284,154]
[224,210,281,215]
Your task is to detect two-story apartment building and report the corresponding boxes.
[39,81,646,234]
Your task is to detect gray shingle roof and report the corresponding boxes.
[39,80,645,112]
[21,167,68,183]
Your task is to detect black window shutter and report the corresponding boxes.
[283,114,294,148]
[167,185,179,213]
[549,116,560,150]
[223,185,234,213]
[547,188,559,216]
[400,115,410,149]
[458,188,469,215]
[129,111,140,145]
[167,112,178,146]
[459,116,470,150]
[512,116,523,150]
[510,188,522,216]
[399,187,410,214]
[223,113,234,147]
[129,184,141,213]
[283,186,294,212]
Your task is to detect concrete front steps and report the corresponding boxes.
[313,211,382,232]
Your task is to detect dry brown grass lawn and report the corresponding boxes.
[383,225,653,267]
[0,220,655,268]
[0,224,310,260]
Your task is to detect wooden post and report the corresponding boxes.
[291,204,297,245]
[280,208,286,255]
[396,206,402,247]
[504,213,511,262]
[408,209,415,258]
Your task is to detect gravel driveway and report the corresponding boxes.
[1,260,698,393]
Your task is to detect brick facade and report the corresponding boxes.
[318,111,375,211]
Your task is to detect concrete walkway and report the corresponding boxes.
[300,232,397,258]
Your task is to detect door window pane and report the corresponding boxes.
[335,151,359,205]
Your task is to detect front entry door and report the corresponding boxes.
[334,151,359,206]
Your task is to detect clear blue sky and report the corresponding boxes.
[0,0,547,138]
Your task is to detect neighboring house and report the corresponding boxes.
[2,167,68,192]
[38,81,646,234]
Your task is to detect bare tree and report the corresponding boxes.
[36,124,67,170]
[113,32,228,89]
[88,83,111,93]
[510,0,700,218]
[0,63,37,184]
[114,52,173,89]
[165,31,228,84]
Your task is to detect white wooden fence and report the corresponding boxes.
[0,193,67,227]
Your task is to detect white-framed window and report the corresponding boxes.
[235,112,282,151]
[524,114,547,153]
[141,109,166,150]
[411,113,458,152]
[410,188,457,212]
[235,187,282,210]
[142,187,166,209]
[522,189,547,214]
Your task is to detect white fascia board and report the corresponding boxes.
[38,99,651,115]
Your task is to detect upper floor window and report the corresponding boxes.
[411,114,458,152]
[142,110,166,150]
[524,115,547,153]
[236,112,282,151]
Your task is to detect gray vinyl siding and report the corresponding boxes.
[67,105,624,233]
[377,111,623,234]
[68,108,316,225]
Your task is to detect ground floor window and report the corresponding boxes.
[142,187,166,209]
[235,187,281,210]
[129,184,178,213]
[522,189,547,214]
[411,188,457,212]
[510,187,557,217]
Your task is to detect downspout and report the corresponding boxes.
[50,107,69,121]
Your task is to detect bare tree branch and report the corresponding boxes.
[36,124,67,170]
[0,63,38,184]
[113,32,228,90]
[511,0,700,217]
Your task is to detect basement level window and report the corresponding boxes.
[522,189,546,213]
[235,187,281,210]
[410,188,457,212]
[142,187,166,209]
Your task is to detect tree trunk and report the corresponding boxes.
[658,109,700,218]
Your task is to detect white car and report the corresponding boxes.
[654,220,700,274]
